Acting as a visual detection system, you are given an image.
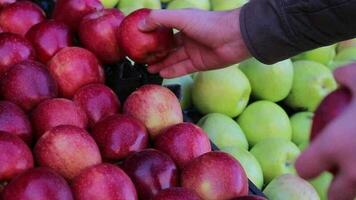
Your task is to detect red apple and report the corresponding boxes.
[53,0,104,32]
[0,1,45,36]
[0,132,34,182]
[48,47,105,98]
[155,122,211,169]
[25,20,73,64]
[0,33,36,77]
[31,98,88,139]
[92,114,148,161]
[0,0,15,9]
[117,8,174,64]
[73,84,120,126]
[123,84,183,138]
[34,125,102,180]
[0,101,32,145]
[311,87,352,141]
[123,149,178,200]
[79,8,125,64]
[1,167,73,200]
[181,152,249,200]
[72,163,138,200]
[153,188,202,200]
[0,60,58,111]
[232,195,267,200]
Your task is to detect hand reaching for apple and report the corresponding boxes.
[296,64,356,200]
[139,8,250,78]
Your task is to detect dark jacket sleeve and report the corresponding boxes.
[240,0,356,64]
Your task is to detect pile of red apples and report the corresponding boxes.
[0,0,262,199]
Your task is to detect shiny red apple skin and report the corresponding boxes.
[1,167,73,200]
[0,33,36,77]
[0,60,58,112]
[31,98,88,139]
[153,188,202,200]
[79,8,125,64]
[0,1,45,36]
[53,0,104,32]
[72,163,138,200]
[117,8,174,64]
[0,132,34,182]
[123,84,183,138]
[48,47,105,98]
[155,122,211,169]
[181,152,249,200]
[73,84,120,127]
[92,114,148,161]
[0,0,16,9]
[0,101,32,145]
[25,20,73,64]
[34,125,102,180]
[123,149,178,200]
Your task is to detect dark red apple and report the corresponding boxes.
[48,47,105,98]
[311,87,352,141]
[0,1,45,36]
[92,114,148,161]
[53,0,104,32]
[25,20,73,64]
[72,163,137,200]
[117,8,174,64]
[0,101,32,145]
[1,167,73,200]
[79,9,125,64]
[153,188,202,200]
[31,98,88,139]
[181,152,249,200]
[232,195,267,200]
[123,149,178,200]
[0,33,36,77]
[73,84,120,126]
[0,60,58,111]
[34,125,102,180]
[0,0,16,9]
[123,84,183,138]
[155,122,211,169]
[0,132,33,182]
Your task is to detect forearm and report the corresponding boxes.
[240,0,356,64]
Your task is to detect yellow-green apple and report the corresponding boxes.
[285,60,337,111]
[123,84,183,138]
[330,47,356,70]
[309,172,333,200]
[100,0,119,8]
[153,187,201,200]
[160,0,172,2]
[250,138,300,183]
[221,146,264,189]
[181,152,248,200]
[211,0,247,10]
[237,101,292,146]
[293,45,336,66]
[162,75,194,110]
[197,113,248,150]
[117,0,161,15]
[338,38,356,52]
[167,0,210,10]
[290,112,313,146]
[263,174,319,200]
[192,66,251,118]
[239,58,293,102]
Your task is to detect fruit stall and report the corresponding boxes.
[0,0,355,200]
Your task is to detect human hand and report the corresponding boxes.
[139,9,250,78]
[296,64,356,200]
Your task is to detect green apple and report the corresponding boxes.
[264,174,320,200]
[118,0,161,15]
[192,66,251,118]
[161,0,172,3]
[100,0,119,8]
[167,0,210,10]
[285,60,337,112]
[298,141,309,151]
[211,0,248,10]
[310,172,333,200]
[338,38,356,52]
[237,101,292,146]
[329,47,356,70]
[197,113,248,150]
[250,138,300,183]
[293,45,336,66]
[221,146,264,189]
[290,112,313,146]
[239,58,293,102]
[162,75,194,110]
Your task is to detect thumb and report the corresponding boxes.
[333,63,356,94]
